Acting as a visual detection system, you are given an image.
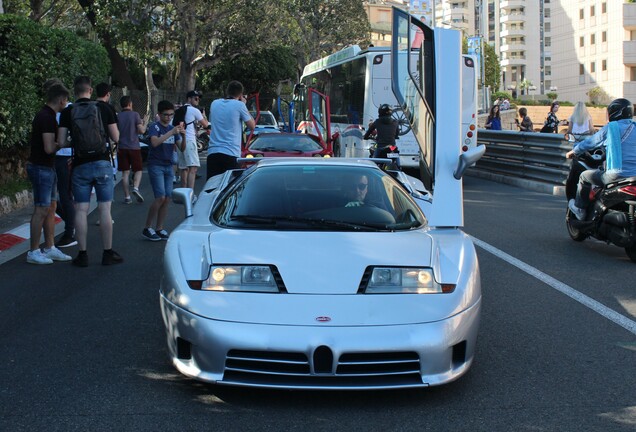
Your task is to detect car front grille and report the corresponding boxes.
[222,349,423,388]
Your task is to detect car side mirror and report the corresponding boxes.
[172,188,194,218]
[454,145,486,180]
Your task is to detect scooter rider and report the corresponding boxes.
[566,98,636,219]
[364,104,399,161]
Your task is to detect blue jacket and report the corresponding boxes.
[573,119,636,177]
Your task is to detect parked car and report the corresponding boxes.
[160,158,482,389]
[249,110,280,135]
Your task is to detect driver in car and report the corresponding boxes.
[344,174,368,207]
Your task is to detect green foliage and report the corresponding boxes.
[0,14,110,150]
[587,86,610,105]
[546,92,558,101]
[483,43,500,92]
[0,178,30,201]
[491,91,511,102]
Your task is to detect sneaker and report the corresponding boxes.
[27,249,53,265]
[43,246,72,262]
[132,188,144,203]
[72,251,89,267]
[124,197,132,204]
[102,249,124,265]
[156,229,169,240]
[192,194,198,204]
[568,199,586,220]
[173,175,181,184]
[55,234,77,248]
[142,227,161,242]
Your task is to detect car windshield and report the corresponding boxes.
[250,111,277,127]
[249,134,323,153]
[212,165,427,231]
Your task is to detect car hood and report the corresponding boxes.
[209,229,433,294]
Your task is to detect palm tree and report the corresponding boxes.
[519,78,533,96]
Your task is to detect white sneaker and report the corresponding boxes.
[568,199,586,220]
[43,246,72,262]
[27,249,54,265]
[192,194,198,204]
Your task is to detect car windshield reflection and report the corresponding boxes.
[249,135,323,153]
[212,165,427,231]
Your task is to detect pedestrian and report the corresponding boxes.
[117,95,146,204]
[57,75,123,267]
[515,107,534,132]
[567,102,595,136]
[95,82,119,175]
[540,101,566,133]
[484,105,502,130]
[175,90,209,198]
[25,82,73,264]
[207,81,256,179]
[501,98,511,111]
[42,78,77,248]
[143,100,184,241]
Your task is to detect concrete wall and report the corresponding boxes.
[478,105,607,131]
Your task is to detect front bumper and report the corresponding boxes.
[160,293,480,390]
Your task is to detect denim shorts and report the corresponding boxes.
[148,163,174,198]
[27,163,57,207]
[72,160,114,203]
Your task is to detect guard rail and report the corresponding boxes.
[474,129,573,185]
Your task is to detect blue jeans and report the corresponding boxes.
[575,168,622,209]
[27,163,57,207]
[71,160,114,203]
[148,163,174,198]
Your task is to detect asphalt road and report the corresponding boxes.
[0,171,634,431]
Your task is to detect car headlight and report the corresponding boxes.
[187,265,285,292]
[359,267,455,294]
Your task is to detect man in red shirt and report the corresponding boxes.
[26,83,73,265]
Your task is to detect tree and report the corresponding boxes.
[519,78,533,95]
[483,42,500,92]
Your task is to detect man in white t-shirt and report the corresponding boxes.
[178,90,209,192]
[207,81,255,179]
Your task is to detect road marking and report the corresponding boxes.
[472,237,636,336]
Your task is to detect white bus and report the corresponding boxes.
[300,47,478,169]
[301,45,421,169]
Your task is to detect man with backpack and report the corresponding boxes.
[57,75,123,267]
[173,90,209,201]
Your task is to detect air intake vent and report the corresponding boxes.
[313,346,333,374]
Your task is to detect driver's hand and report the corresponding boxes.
[566,150,575,159]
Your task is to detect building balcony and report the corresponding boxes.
[501,57,526,67]
[624,3,636,30]
[624,40,636,66]
[500,28,526,38]
[500,0,525,10]
[500,43,525,52]
[624,81,636,100]
[500,12,526,24]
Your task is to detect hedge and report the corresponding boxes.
[0,15,111,151]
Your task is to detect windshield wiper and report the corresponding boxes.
[228,215,384,231]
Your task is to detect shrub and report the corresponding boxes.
[491,91,512,102]
[546,92,558,101]
[0,15,110,151]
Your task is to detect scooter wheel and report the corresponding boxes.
[566,209,586,242]
[625,244,636,263]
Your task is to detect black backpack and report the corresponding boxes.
[172,105,189,127]
[71,101,108,158]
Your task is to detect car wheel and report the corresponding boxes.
[566,209,586,242]
[625,244,636,263]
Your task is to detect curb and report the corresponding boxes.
[467,169,566,196]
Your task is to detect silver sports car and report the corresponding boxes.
[160,157,481,389]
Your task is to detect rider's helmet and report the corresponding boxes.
[607,98,633,122]
[378,104,393,117]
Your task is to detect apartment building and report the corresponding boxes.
[551,1,636,104]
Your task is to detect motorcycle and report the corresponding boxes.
[196,125,210,153]
[564,133,636,262]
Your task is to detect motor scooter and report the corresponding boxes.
[196,125,210,153]
[564,133,636,262]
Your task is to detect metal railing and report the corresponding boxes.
[474,129,572,185]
